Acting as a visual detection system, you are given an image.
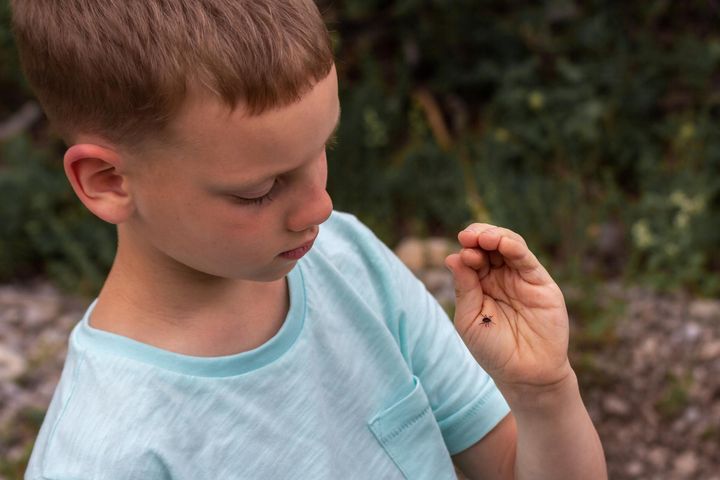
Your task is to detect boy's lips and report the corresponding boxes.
[279,239,315,260]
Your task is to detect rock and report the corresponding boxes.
[0,284,22,303]
[395,237,456,271]
[688,299,720,321]
[0,305,22,326]
[0,345,27,381]
[0,377,22,398]
[420,269,455,308]
[23,295,62,328]
[673,450,699,477]
[395,237,425,272]
[681,322,702,342]
[634,337,659,365]
[57,312,82,330]
[425,237,453,268]
[624,460,644,476]
[647,447,669,468]
[699,341,720,361]
[6,444,27,463]
[681,406,701,424]
[603,394,631,416]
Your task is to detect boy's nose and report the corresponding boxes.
[286,186,333,233]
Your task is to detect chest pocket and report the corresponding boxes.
[368,376,457,480]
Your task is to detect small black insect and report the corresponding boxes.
[479,313,494,327]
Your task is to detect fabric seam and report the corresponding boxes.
[40,353,85,476]
[381,405,431,442]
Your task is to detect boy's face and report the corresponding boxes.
[122,66,339,282]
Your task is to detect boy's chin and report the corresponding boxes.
[237,264,296,283]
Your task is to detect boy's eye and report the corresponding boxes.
[232,180,277,206]
[233,192,274,206]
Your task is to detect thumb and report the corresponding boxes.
[445,253,484,321]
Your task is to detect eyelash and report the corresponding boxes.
[233,180,277,206]
[236,192,274,206]
[231,137,337,207]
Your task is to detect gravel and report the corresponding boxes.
[2,271,719,479]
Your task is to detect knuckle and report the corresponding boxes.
[465,222,494,232]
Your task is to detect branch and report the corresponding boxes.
[0,101,42,141]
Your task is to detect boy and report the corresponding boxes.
[13,1,606,479]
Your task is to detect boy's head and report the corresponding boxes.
[11,0,334,149]
[11,1,340,283]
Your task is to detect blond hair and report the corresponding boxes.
[11,0,334,147]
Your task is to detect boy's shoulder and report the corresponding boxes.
[313,210,393,268]
[308,210,403,291]
[26,210,510,480]
[316,210,374,246]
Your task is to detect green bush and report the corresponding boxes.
[324,0,720,293]
[0,0,27,111]
[0,136,114,294]
[0,0,719,294]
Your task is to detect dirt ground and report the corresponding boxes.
[573,282,720,479]
[1,275,719,479]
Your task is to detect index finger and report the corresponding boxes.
[463,224,552,284]
[458,223,526,248]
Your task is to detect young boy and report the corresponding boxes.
[13,1,606,479]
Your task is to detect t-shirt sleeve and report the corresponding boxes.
[355,218,510,455]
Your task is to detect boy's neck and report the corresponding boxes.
[89,241,289,357]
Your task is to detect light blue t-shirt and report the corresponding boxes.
[26,211,509,480]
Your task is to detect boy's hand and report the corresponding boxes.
[445,224,572,398]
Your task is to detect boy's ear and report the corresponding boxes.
[63,144,135,224]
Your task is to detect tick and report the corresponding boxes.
[479,313,494,327]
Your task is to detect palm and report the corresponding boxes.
[446,226,571,390]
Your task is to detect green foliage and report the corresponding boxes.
[0,406,41,480]
[0,136,114,294]
[566,284,625,350]
[324,0,720,293]
[0,0,27,111]
[327,74,471,242]
[655,371,693,420]
[0,1,719,294]
[627,115,720,295]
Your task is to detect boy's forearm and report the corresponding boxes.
[498,370,607,480]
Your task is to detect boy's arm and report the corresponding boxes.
[445,224,607,480]
[452,373,606,479]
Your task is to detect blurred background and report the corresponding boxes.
[1,0,719,478]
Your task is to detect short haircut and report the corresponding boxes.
[11,0,334,148]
